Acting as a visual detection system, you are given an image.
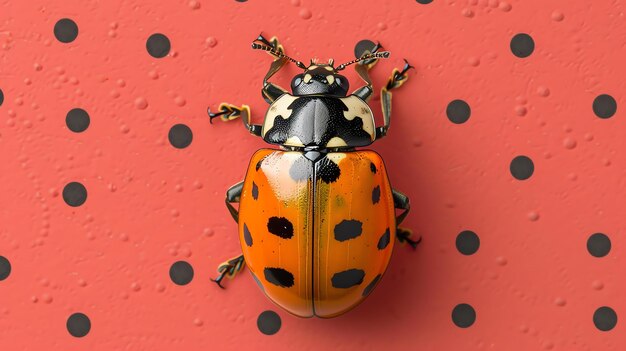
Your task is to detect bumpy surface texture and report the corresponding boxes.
[0,0,625,350]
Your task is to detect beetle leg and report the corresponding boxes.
[256,34,290,103]
[392,188,421,249]
[207,103,263,137]
[351,42,384,101]
[396,228,422,249]
[224,181,244,222]
[210,254,246,289]
[375,59,415,140]
[210,183,247,288]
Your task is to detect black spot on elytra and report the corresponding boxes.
[372,185,381,204]
[377,228,390,250]
[251,182,259,200]
[331,268,365,289]
[362,274,381,296]
[317,158,341,183]
[289,156,311,181]
[255,155,268,171]
[243,223,253,247]
[264,267,294,288]
[370,162,377,174]
[267,217,294,239]
[334,219,363,242]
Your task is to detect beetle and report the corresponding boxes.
[207,34,420,318]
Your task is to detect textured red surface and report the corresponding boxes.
[0,0,624,350]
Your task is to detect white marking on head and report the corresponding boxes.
[303,74,312,83]
[326,75,335,85]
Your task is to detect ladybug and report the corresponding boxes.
[208,34,420,318]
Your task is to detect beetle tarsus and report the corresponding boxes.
[207,103,243,124]
[210,274,227,289]
[397,227,421,249]
[386,59,414,91]
[210,254,246,289]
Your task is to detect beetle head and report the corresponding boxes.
[291,59,349,97]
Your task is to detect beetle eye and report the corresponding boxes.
[293,77,302,86]
[335,77,342,86]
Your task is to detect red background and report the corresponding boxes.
[1,0,624,350]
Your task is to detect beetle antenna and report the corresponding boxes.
[336,51,390,71]
[251,36,307,69]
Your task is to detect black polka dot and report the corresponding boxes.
[54,18,78,43]
[510,33,535,58]
[264,267,294,288]
[317,158,341,183]
[168,124,193,149]
[267,217,294,239]
[362,274,381,296]
[251,182,259,200]
[370,162,377,174]
[257,310,281,335]
[331,268,365,289]
[372,186,381,204]
[416,0,433,3]
[146,33,171,58]
[0,89,4,106]
[334,219,363,242]
[446,100,471,124]
[594,307,618,331]
[169,261,194,285]
[456,230,480,255]
[66,108,90,133]
[593,94,617,119]
[235,0,248,2]
[66,313,91,337]
[0,256,11,281]
[289,156,311,181]
[243,223,253,247]
[354,39,377,59]
[510,155,534,180]
[63,182,87,207]
[452,303,476,328]
[587,233,611,258]
[377,228,391,250]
